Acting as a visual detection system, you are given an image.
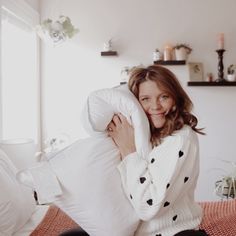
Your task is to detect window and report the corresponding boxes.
[0,1,39,143]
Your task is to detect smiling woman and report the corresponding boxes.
[107,65,207,236]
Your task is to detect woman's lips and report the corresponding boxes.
[149,113,165,117]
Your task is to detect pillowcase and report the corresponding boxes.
[82,84,151,158]
[18,84,151,236]
[0,149,36,236]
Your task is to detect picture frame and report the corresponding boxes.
[188,62,204,81]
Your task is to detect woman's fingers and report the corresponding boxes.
[107,113,128,133]
[107,121,115,131]
[112,114,122,125]
[117,113,127,123]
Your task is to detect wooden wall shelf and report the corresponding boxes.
[188,81,236,86]
[154,60,186,65]
[101,51,118,56]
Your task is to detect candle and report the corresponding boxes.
[217,33,224,50]
[164,44,172,61]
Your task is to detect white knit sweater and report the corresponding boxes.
[117,125,203,236]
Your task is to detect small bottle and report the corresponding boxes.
[206,73,213,82]
[153,49,162,61]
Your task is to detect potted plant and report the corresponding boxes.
[36,15,79,45]
[227,64,236,81]
[173,43,192,61]
[120,65,143,83]
[215,176,236,199]
[214,160,236,199]
[120,65,139,83]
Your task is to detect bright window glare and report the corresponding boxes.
[1,19,38,141]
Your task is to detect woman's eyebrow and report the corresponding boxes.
[139,94,149,98]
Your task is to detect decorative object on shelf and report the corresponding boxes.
[215,49,226,82]
[103,38,113,52]
[217,33,225,50]
[101,38,118,56]
[120,65,143,83]
[120,66,131,84]
[227,64,236,82]
[215,177,236,199]
[214,160,236,199]
[153,48,162,61]
[173,43,192,61]
[163,44,173,61]
[35,15,79,45]
[35,133,70,161]
[120,64,144,84]
[214,32,226,82]
[188,62,204,81]
[206,72,214,82]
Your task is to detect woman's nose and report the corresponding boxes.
[150,99,161,110]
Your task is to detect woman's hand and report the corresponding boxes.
[107,113,136,159]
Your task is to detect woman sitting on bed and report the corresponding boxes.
[107,65,207,236]
[61,65,208,236]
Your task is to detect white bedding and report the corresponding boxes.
[17,85,151,236]
[13,205,49,236]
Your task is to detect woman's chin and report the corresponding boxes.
[151,119,166,129]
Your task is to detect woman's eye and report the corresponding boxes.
[140,97,149,102]
[160,95,169,101]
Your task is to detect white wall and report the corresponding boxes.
[40,0,236,201]
[24,0,39,11]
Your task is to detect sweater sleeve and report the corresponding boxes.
[117,126,199,221]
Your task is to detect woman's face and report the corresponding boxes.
[138,80,175,129]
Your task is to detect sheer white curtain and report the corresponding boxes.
[0,1,40,147]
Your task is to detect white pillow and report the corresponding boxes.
[82,84,151,158]
[50,136,139,236]
[0,149,36,236]
[18,85,151,236]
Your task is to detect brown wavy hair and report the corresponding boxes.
[128,65,205,146]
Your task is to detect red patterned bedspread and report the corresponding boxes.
[30,200,236,236]
[30,205,78,236]
[200,199,236,236]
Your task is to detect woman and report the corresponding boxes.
[107,65,207,236]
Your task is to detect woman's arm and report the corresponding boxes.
[110,118,199,221]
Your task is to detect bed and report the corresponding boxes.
[0,149,78,236]
[199,199,236,236]
[1,146,236,236]
[10,199,236,236]
[15,205,79,236]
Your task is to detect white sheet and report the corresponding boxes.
[13,205,49,236]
